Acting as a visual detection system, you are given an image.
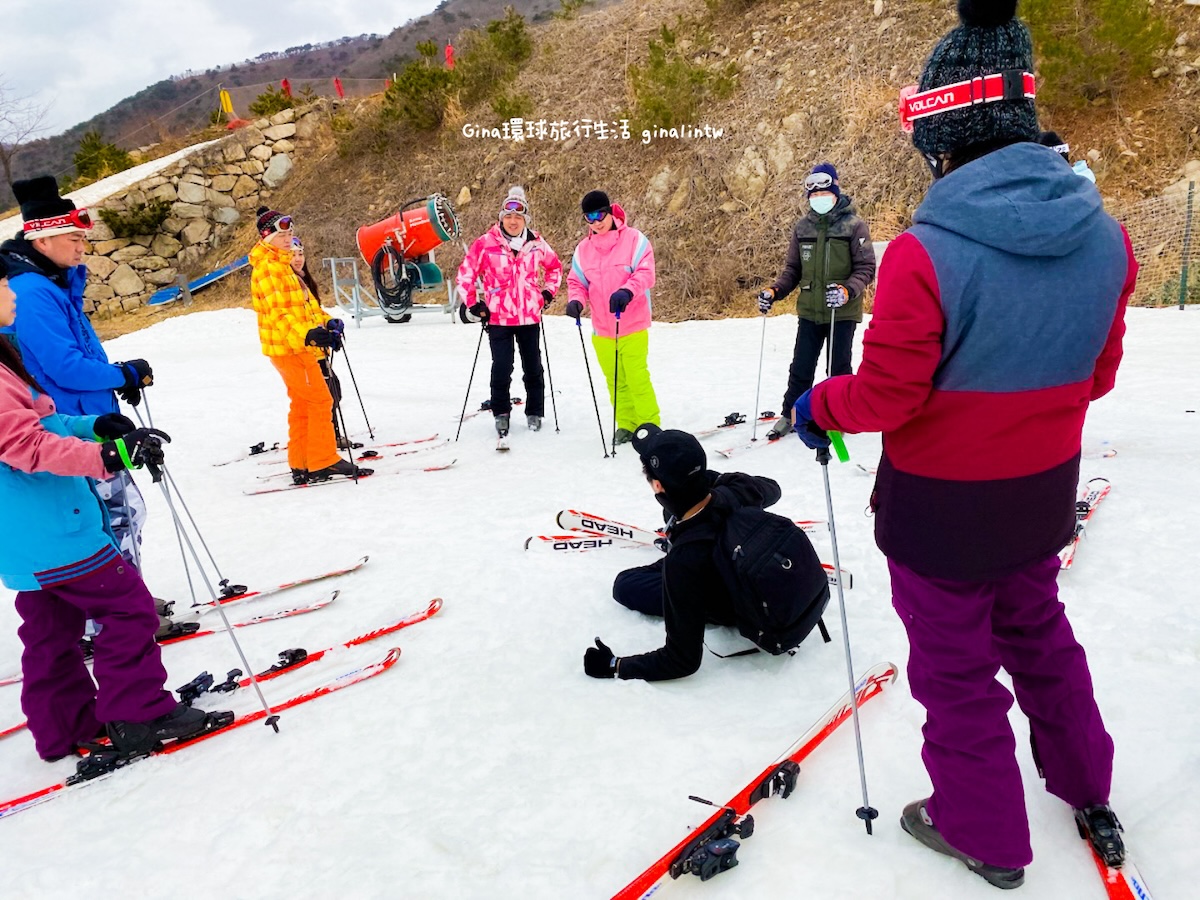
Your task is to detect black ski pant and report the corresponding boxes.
[318,358,344,441]
[488,324,544,417]
[782,317,857,413]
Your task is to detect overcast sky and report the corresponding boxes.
[0,0,443,137]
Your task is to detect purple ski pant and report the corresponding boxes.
[16,557,176,760]
[889,553,1114,869]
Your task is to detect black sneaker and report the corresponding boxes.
[291,468,309,485]
[309,459,373,481]
[106,703,232,754]
[1075,804,1125,868]
[900,799,1025,890]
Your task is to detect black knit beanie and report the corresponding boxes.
[913,0,1039,158]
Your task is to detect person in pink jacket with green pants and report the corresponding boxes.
[565,191,659,444]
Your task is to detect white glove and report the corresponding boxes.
[825,284,849,308]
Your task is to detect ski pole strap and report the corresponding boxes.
[116,438,135,470]
[829,431,849,463]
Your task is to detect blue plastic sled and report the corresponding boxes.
[148,255,250,306]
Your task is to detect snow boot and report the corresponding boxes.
[154,617,200,642]
[495,414,510,438]
[1074,804,1125,868]
[291,468,309,485]
[768,417,793,440]
[900,799,1025,890]
[309,459,373,482]
[527,415,542,432]
[614,428,634,445]
[105,702,233,754]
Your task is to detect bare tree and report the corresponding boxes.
[0,79,52,189]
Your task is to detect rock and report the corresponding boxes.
[222,142,247,163]
[84,283,115,301]
[666,177,691,214]
[91,238,132,256]
[141,176,167,189]
[873,0,883,15]
[177,246,205,269]
[206,188,235,208]
[718,201,741,214]
[252,118,270,130]
[124,190,147,207]
[176,181,207,204]
[723,146,768,204]
[240,127,266,149]
[161,217,187,235]
[223,164,245,176]
[151,234,183,258]
[262,123,297,141]
[1087,148,1102,163]
[130,256,169,271]
[646,167,674,208]
[180,173,206,185]
[263,153,293,188]
[232,175,259,199]
[148,183,178,203]
[1153,66,1171,79]
[235,196,262,212]
[109,264,145,297]
[272,139,295,154]
[110,244,149,262]
[269,108,296,126]
[536,158,557,179]
[240,160,265,176]
[212,206,241,225]
[781,112,804,134]
[456,186,472,207]
[181,219,212,246]
[84,255,118,280]
[88,219,115,242]
[1178,32,1190,47]
[170,202,206,219]
[1183,159,1200,179]
[211,175,238,192]
[143,269,179,286]
[294,115,319,141]
[878,16,897,35]
[766,133,794,176]
[132,234,154,247]
[249,144,274,162]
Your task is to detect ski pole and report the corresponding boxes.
[816,442,877,834]
[336,336,375,440]
[751,313,768,442]
[541,319,560,433]
[576,317,610,458]
[455,324,486,441]
[142,443,280,733]
[611,312,621,457]
[327,350,359,483]
[826,305,836,378]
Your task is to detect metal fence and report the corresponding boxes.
[1110,181,1197,308]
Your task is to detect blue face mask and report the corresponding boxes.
[809,195,836,215]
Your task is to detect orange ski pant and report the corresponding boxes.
[270,352,341,472]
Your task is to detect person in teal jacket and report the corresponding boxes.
[0,258,230,761]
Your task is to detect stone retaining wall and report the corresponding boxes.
[83,102,325,316]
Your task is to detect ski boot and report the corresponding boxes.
[309,459,373,482]
[900,799,1025,890]
[1074,804,1125,868]
[527,415,542,432]
[614,428,634,445]
[291,468,309,485]
[767,418,793,440]
[105,703,233,755]
[495,414,510,438]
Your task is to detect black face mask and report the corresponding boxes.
[923,153,946,180]
[654,490,679,517]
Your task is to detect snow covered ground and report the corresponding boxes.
[0,305,1196,899]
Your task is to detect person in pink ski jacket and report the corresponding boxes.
[565,190,659,444]
[456,186,562,435]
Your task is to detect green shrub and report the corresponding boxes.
[382,42,455,131]
[248,85,295,117]
[1022,0,1175,105]
[455,6,533,108]
[73,130,135,183]
[553,0,593,20]
[629,24,736,133]
[490,90,534,121]
[98,199,171,239]
[1154,272,1200,307]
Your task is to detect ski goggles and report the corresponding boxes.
[803,172,835,193]
[259,215,293,236]
[584,207,611,224]
[898,70,1036,134]
[502,199,528,215]
[291,237,304,252]
[23,208,94,233]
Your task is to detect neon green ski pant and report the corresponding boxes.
[592,329,661,433]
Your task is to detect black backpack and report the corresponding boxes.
[712,506,831,655]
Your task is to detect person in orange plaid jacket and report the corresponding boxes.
[249,207,371,485]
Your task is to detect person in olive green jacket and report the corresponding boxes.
[758,163,876,437]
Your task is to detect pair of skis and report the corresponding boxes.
[0,598,443,820]
[1059,477,1111,570]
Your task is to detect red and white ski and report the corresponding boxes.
[612,661,899,899]
[0,646,402,821]
[524,534,642,552]
[196,556,369,610]
[1086,842,1155,900]
[1059,477,1111,570]
[693,412,780,439]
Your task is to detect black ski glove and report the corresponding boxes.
[609,288,633,315]
[470,301,490,323]
[93,413,135,440]
[584,637,618,679]
[115,359,153,407]
[541,289,554,309]
[565,299,584,321]
[325,318,345,350]
[305,326,335,349]
[101,427,171,474]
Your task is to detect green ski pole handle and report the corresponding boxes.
[829,430,850,463]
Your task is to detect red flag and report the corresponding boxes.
[333,77,345,99]
[280,78,292,98]
[445,43,455,70]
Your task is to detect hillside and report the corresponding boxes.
[130,0,1199,337]
[1,0,613,212]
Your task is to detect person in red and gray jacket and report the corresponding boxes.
[790,0,1135,888]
